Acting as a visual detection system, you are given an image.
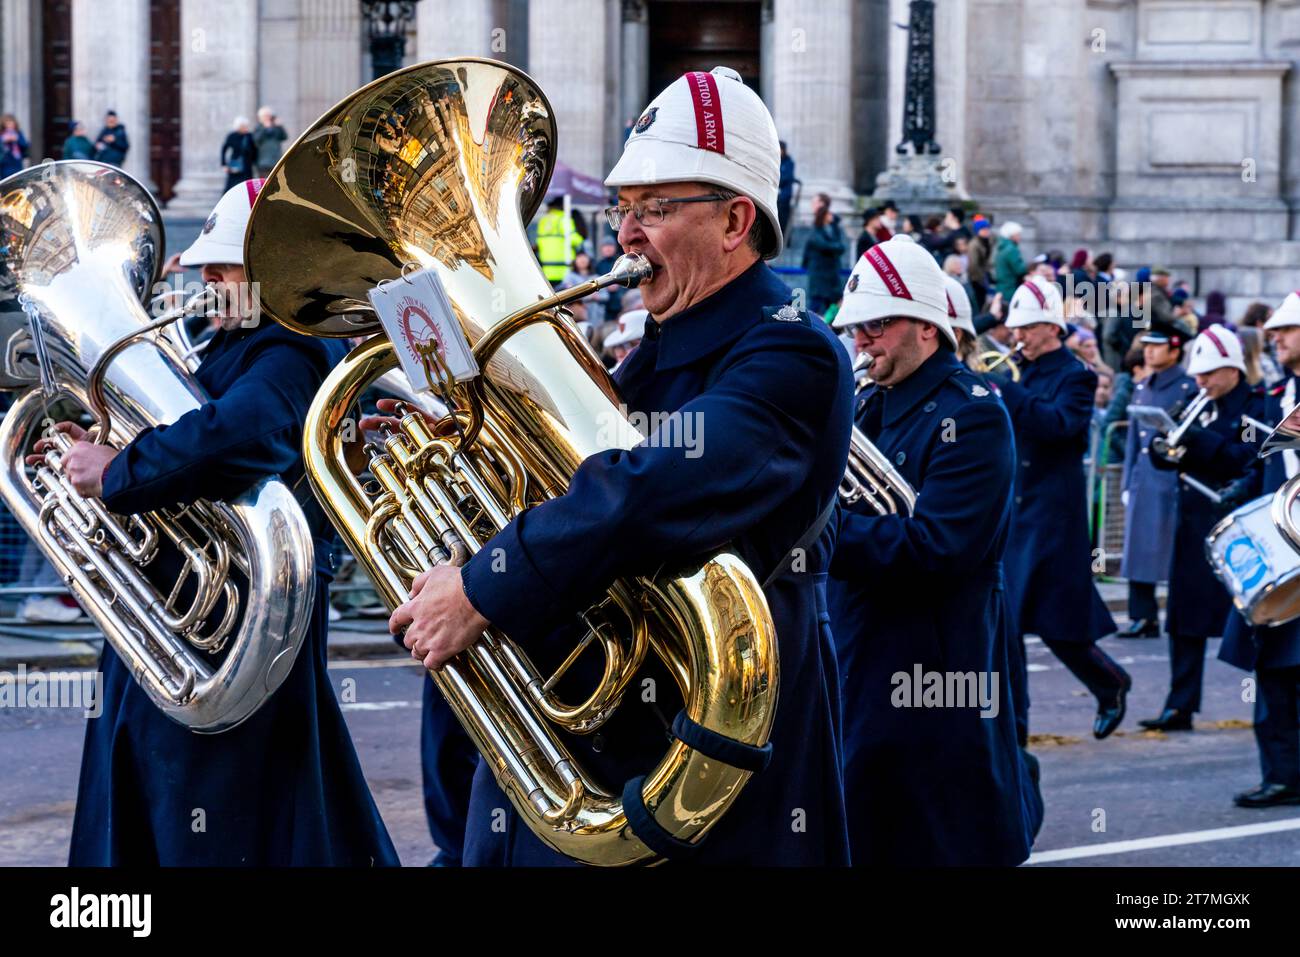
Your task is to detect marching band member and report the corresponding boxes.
[1143,326,1263,732]
[33,181,398,866]
[826,237,1032,865]
[1119,320,1194,640]
[992,277,1130,739]
[389,67,855,865]
[1218,297,1300,806]
[942,273,980,370]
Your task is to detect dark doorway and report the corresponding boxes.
[647,0,761,98]
[40,0,73,162]
[150,0,181,203]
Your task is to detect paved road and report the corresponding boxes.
[2,628,1297,866]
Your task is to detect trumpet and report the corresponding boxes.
[975,342,1024,381]
[1151,387,1212,464]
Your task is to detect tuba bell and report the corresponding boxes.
[244,58,778,865]
[0,160,315,732]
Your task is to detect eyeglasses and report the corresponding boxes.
[603,193,729,231]
[847,317,903,339]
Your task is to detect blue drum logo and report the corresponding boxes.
[1224,536,1269,592]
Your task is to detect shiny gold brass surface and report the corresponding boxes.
[975,343,1023,382]
[247,58,779,865]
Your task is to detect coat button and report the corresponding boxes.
[1015,496,1023,504]
[923,401,937,413]
[1021,460,1031,468]
[895,451,906,466]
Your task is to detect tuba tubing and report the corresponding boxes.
[0,160,315,732]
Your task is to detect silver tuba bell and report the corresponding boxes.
[0,160,315,732]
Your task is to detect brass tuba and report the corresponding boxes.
[244,59,778,865]
[0,161,315,732]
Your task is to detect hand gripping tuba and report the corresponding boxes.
[0,161,315,732]
[244,59,778,865]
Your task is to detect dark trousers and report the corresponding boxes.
[1043,640,1130,704]
[1163,632,1208,713]
[1255,666,1300,788]
[1128,580,1159,627]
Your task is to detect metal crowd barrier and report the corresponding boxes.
[1089,419,1128,578]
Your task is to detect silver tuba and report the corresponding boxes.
[0,160,315,732]
[840,352,917,515]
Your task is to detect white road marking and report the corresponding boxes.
[1027,816,1300,864]
[340,699,422,711]
[327,657,422,670]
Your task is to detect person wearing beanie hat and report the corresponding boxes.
[988,276,1130,740]
[825,235,1034,865]
[1217,291,1300,806]
[1117,319,1194,642]
[399,66,856,866]
[967,215,995,311]
[1141,325,1267,737]
[30,183,397,866]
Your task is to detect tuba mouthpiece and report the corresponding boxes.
[605,253,654,288]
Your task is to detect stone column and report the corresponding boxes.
[619,0,649,137]
[167,0,258,216]
[759,0,775,109]
[73,0,152,186]
[1,0,41,157]
[416,0,498,60]
[529,0,608,178]
[770,0,855,220]
[297,0,362,132]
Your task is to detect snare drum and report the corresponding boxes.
[1206,492,1300,626]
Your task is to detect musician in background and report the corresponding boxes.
[30,181,398,866]
[1217,296,1300,806]
[941,273,979,369]
[1143,326,1264,732]
[1118,320,1194,640]
[826,237,1033,865]
[992,277,1130,739]
[389,67,855,865]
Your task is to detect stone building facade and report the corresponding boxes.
[2,0,1299,301]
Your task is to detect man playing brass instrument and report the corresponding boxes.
[31,181,397,866]
[826,236,1035,865]
[389,67,855,865]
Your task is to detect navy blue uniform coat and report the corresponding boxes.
[1150,377,1264,639]
[826,349,1032,866]
[1122,368,1195,582]
[1220,381,1300,671]
[456,261,855,865]
[69,321,398,866]
[999,345,1116,644]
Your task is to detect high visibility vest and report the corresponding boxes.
[536,209,581,282]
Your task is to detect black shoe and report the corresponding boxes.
[1138,708,1193,732]
[1118,618,1159,639]
[1093,683,1129,740]
[1233,783,1300,808]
